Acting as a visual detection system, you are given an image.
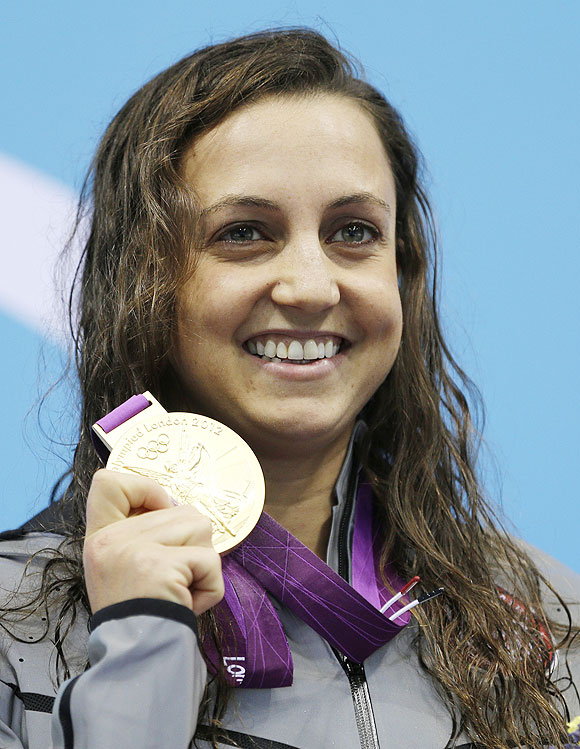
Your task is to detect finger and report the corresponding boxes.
[90,504,215,549]
[178,547,225,615]
[86,469,174,535]
[129,545,224,613]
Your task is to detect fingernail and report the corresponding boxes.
[168,495,179,506]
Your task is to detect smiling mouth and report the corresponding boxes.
[244,336,345,364]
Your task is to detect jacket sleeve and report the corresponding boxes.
[50,598,207,749]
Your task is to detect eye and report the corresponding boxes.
[218,224,264,243]
[329,222,378,244]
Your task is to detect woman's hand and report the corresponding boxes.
[83,468,224,615]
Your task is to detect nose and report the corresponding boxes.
[270,236,340,313]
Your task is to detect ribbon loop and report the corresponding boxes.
[204,487,410,688]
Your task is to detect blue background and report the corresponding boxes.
[0,1,578,570]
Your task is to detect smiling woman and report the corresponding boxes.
[1,28,580,749]
[175,96,401,452]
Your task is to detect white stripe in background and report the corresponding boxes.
[0,152,80,342]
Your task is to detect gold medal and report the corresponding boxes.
[92,393,265,554]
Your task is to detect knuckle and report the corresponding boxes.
[196,514,214,537]
[83,531,112,569]
[214,573,225,598]
[174,506,213,538]
[88,469,119,502]
[172,504,194,515]
[90,468,111,488]
[199,545,221,568]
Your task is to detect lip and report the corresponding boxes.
[244,347,345,381]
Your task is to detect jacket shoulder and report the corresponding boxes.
[523,542,580,604]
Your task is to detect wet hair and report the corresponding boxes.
[4,28,577,747]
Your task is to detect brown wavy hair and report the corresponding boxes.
[4,28,578,748]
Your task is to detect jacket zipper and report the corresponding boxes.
[334,468,381,749]
[334,652,380,749]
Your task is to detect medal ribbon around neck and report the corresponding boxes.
[92,396,411,688]
[205,484,410,688]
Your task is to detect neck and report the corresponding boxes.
[258,433,351,559]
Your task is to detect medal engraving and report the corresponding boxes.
[106,412,265,553]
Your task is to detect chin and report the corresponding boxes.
[242,413,356,457]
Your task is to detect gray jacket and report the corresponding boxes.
[2,477,580,748]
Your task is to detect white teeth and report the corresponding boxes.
[303,340,318,360]
[249,336,342,362]
[287,340,304,359]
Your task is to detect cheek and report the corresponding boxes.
[177,276,228,343]
[364,282,403,344]
[387,298,403,345]
[179,264,262,334]
[366,299,402,396]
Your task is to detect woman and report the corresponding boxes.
[1,28,579,749]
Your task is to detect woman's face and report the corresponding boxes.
[173,94,402,458]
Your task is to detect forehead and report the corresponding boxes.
[181,94,395,202]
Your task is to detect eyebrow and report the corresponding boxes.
[328,192,392,214]
[199,196,277,219]
[198,192,392,219]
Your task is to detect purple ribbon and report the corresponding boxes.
[202,555,294,688]
[91,394,151,462]
[205,484,410,688]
